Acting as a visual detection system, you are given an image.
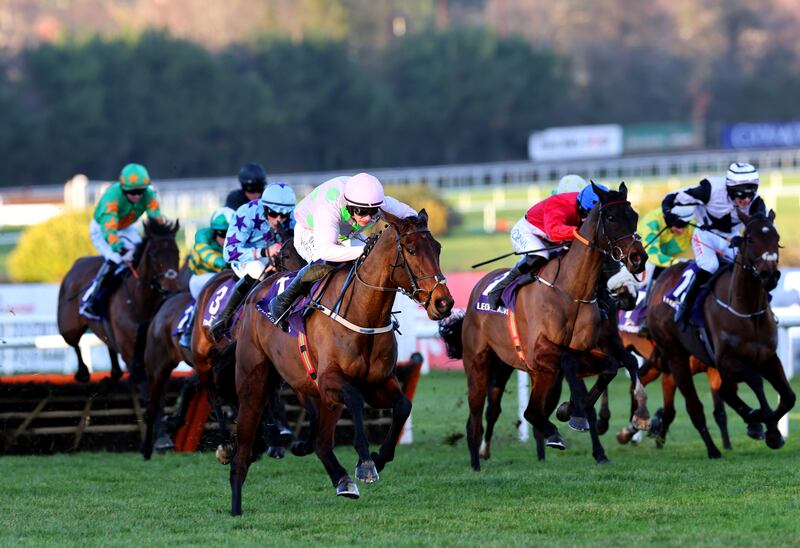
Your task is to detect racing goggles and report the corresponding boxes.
[728,187,756,200]
[265,207,289,219]
[347,205,380,217]
[213,229,227,239]
[124,188,145,196]
[242,182,265,194]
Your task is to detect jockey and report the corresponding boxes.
[225,162,267,210]
[268,172,417,326]
[663,162,766,327]
[487,182,607,310]
[80,163,165,320]
[639,204,695,292]
[209,182,297,340]
[179,207,234,347]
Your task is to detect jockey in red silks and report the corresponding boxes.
[487,182,607,310]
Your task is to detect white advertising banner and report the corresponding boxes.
[528,124,623,161]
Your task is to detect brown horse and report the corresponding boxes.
[229,210,453,515]
[647,210,794,458]
[57,219,180,383]
[455,183,646,469]
[141,237,306,460]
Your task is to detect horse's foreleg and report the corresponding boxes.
[717,377,763,440]
[142,360,172,460]
[340,383,378,483]
[706,368,731,450]
[481,361,514,460]
[314,397,355,497]
[585,395,609,464]
[758,355,796,450]
[597,390,610,436]
[108,349,123,383]
[524,370,563,452]
[619,350,650,429]
[362,376,411,475]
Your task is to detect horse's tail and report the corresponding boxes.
[438,308,465,359]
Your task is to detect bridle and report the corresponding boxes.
[354,223,447,310]
[575,199,642,263]
[140,236,179,297]
[735,216,780,280]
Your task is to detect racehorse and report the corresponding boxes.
[57,219,180,383]
[229,210,453,515]
[440,256,650,463]
[647,210,794,458]
[141,236,305,460]
[455,183,646,469]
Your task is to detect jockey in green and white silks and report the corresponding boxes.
[268,173,417,325]
[208,182,297,341]
[80,163,166,320]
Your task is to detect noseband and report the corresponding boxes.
[355,225,447,309]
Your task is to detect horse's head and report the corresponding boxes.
[139,218,181,295]
[584,182,647,274]
[275,238,307,272]
[738,209,781,291]
[380,209,454,320]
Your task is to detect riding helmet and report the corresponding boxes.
[238,162,267,193]
[209,207,235,231]
[261,182,297,215]
[344,173,385,208]
[119,163,151,191]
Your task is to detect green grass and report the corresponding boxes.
[1,371,799,545]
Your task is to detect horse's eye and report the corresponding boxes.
[406,245,416,256]
[606,215,615,222]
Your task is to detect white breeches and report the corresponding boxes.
[509,217,553,258]
[230,259,269,280]
[189,272,216,300]
[294,222,366,263]
[89,220,141,263]
[692,229,736,273]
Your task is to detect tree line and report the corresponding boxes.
[0,24,797,186]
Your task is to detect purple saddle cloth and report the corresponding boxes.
[474,272,534,316]
[199,277,237,328]
[171,301,196,336]
[256,271,327,337]
[662,262,708,329]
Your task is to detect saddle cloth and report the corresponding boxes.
[474,271,536,316]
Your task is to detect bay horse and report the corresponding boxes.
[230,209,453,516]
[57,219,180,383]
[141,236,306,460]
[439,256,650,463]
[457,183,646,469]
[647,210,794,458]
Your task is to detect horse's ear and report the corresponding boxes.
[417,208,428,227]
[590,180,608,202]
[173,219,180,233]
[738,210,750,225]
[768,209,776,222]
[618,181,628,197]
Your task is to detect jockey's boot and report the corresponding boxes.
[79,260,116,320]
[486,254,547,310]
[596,283,611,322]
[269,262,336,329]
[209,275,257,342]
[675,269,712,329]
[178,306,195,349]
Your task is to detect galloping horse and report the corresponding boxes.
[58,219,180,383]
[456,183,646,469]
[141,236,305,460]
[647,210,794,458]
[230,210,453,515]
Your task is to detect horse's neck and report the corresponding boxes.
[337,234,397,327]
[125,248,158,318]
[556,226,604,299]
[730,256,768,311]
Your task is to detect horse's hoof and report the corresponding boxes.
[153,435,174,453]
[708,447,722,459]
[370,452,386,473]
[595,455,610,465]
[355,459,380,483]
[290,441,314,457]
[478,440,491,460]
[266,446,285,459]
[654,436,666,449]
[555,401,571,422]
[568,416,590,432]
[746,422,765,440]
[596,418,609,436]
[215,444,232,465]
[335,476,360,498]
[765,430,785,449]
[545,433,566,450]
[278,427,294,447]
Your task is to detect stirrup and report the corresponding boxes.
[79,301,101,321]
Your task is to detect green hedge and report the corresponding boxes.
[8,211,96,282]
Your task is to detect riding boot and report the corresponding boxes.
[675,269,712,328]
[79,260,117,320]
[178,306,195,349]
[487,254,547,310]
[596,283,611,322]
[269,261,336,328]
[209,275,257,341]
